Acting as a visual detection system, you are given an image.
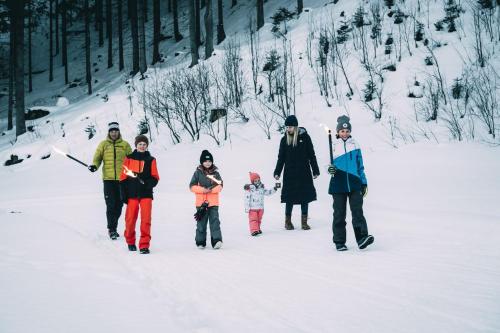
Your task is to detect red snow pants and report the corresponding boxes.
[124,198,152,249]
[248,209,264,233]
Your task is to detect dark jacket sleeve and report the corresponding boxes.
[306,134,320,176]
[273,137,286,177]
[189,170,199,188]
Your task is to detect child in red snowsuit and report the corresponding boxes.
[119,135,160,254]
[244,172,277,236]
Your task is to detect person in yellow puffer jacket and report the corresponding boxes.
[88,122,132,240]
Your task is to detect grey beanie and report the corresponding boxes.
[108,121,120,132]
[336,115,351,132]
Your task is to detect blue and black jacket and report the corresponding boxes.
[328,136,367,194]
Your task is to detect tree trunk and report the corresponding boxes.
[173,0,182,41]
[231,0,237,8]
[106,0,113,68]
[217,0,225,44]
[152,0,161,64]
[118,0,124,71]
[144,0,148,22]
[61,0,68,84]
[138,0,147,74]
[85,0,92,94]
[49,0,54,82]
[205,0,213,59]
[8,13,14,130]
[167,0,171,13]
[97,0,104,46]
[297,0,303,14]
[130,0,140,74]
[55,0,59,55]
[195,0,201,46]
[13,0,26,137]
[257,0,264,30]
[28,0,32,92]
[189,0,199,67]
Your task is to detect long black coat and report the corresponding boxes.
[273,127,320,204]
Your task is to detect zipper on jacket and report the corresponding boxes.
[113,142,117,180]
[343,140,351,192]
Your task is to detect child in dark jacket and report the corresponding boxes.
[244,172,277,236]
[119,135,160,254]
[328,116,374,251]
[189,150,224,249]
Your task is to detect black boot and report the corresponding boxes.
[301,214,311,230]
[285,215,294,230]
[128,244,137,251]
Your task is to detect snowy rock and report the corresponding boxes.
[56,97,70,107]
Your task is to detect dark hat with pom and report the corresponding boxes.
[200,150,213,164]
[336,115,352,132]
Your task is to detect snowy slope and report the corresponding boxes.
[1,0,500,332]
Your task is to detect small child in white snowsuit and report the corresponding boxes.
[244,172,277,236]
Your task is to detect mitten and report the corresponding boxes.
[88,165,97,172]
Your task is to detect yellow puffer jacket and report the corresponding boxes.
[92,136,132,180]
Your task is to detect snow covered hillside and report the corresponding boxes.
[1,0,500,332]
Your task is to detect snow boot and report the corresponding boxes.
[109,230,119,240]
[358,235,374,249]
[128,244,137,251]
[251,231,260,236]
[213,241,223,249]
[301,214,311,230]
[285,215,294,230]
[139,248,150,254]
[336,244,348,251]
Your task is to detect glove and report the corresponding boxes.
[88,165,97,172]
[327,165,337,175]
[194,202,209,221]
[361,185,368,198]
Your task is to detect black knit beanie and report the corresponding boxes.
[200,150,213,164]
[284,115,298,127]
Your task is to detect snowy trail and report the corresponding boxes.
[1,142,500,332]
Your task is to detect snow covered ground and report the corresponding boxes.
[1,136,499,333]
[1,0,500,331]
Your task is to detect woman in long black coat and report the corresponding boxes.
[274,115,320,230]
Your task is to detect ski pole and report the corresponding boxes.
[52,146,89,168]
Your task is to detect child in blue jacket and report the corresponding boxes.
[328,116,374,251]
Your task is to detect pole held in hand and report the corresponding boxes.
[52,146,89,167]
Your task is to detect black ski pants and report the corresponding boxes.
[196,206,222,247]
[103,180,123,232]
[332,191,368,246]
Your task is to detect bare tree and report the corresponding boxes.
[249,99,277,139]
[49,0,54,82]
[222,39,245,108]
[472,6,486,68]
[189,0,199,67]
[85,0,92,94]
[297,0,303,14]
[10,0,26,136]
[248,17,261,95]
[8,4,14,130]
[61,0,68,84]
[470,67,499,139]
[257,0,264,30]
[217,0,226,44]
[138,0,147,74]
[97,0,103,46]
[173,0,182,41]
[152,0,161,64]
[106,0,113,68]
[130,0,140,74]
[205,0,214,59]
[118,0,124,71]
[28,0,32,92]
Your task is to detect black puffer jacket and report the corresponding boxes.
[273,127,320,204]
[120,150,159,200]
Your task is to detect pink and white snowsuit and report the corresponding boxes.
[244,173,276,234]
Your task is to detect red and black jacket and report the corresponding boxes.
[119,150,160,200]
